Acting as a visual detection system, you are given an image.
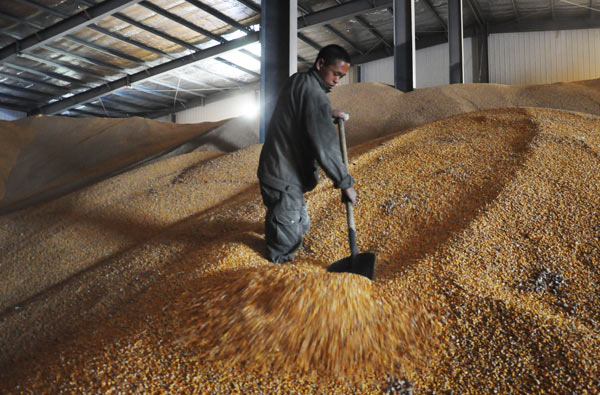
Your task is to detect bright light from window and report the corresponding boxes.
[243,101,259,118]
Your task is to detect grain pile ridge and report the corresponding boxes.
[1,80,599,393]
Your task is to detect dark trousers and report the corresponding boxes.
[259,182,310,263]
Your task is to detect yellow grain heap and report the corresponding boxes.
[1,80,599,393]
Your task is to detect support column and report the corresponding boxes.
[259,0,297,143]
[472,23,489,83]
[448,0,464,84]
[393,0,415,92]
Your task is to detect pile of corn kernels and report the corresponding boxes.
[1,105,599,393]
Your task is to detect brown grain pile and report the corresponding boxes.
[1,79,600,393]
[329,78,600,147]
[0,115,255,213]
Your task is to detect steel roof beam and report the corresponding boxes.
[100,96,153,111]
[0,10,45,30]
[214,56,260,78]
[312,3,365,54]
[87,24,168,58]
[64,34,145,64]
[0,70,70,93]
[325,24,365,54]
[464,0,485,26]
[18,52,107,80]
[85,102,133,116]
[129,84,185,101]
[139,1,225,44]
[297,0,392,29]
[113,89,169,107]
[353,14,393,49]
[138,2,260,79]
[298,33,322,51]
[113,13,252,83]
[0,82,53,99]
[42,44,125,73]
[0,91,40,106]
[186,0,253,33]
[0,0,143,62]
[489,18,600,33]
[67,108,110,117]
[235,0,261,13]
[13,0,67,18]
[510,0,521,21]
[420,0,447,30]
[32,32,258,115]
[142,95,205,119]
[4,61,86,87]
[149,77,206,98]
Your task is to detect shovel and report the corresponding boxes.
[327,118,375,280]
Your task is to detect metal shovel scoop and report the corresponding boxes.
[327,119,375,280]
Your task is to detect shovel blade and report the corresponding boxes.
[327,252,375,279]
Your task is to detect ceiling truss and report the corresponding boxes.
[0,0,597,118]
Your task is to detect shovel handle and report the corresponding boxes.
[337,119,359,257]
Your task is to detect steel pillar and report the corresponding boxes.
[392,0,415,92]
[448,0,464,84]
[259,0,297,143]
[472,23,489,83]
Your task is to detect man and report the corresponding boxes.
[257,44,357,263]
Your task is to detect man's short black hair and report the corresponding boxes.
[314,44,351,67]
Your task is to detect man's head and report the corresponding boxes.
[313,44,351,90]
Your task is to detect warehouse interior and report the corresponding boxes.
[1,0,600,393]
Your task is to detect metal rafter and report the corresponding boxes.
[32,32,258,115]
[297,0,393,29]
[235,0,261,13]
[300,2,364,55]
[0,10,45,30]
[464,0,485,26]
[326,24,365,54]
[14,0,66,18]
[353,14,393,50]
[214,56,260,78]
[113,89,169,107]
[139,1,225,44]
[136,2,260,80]
[0,0,143,62]
[42,44,125,73]
[100,96,153,111]
[186,0,253,33]
[149,78,206,98]
[18,52,107,80]
[420,0,447,30]
[0,91,40,106]
[0,82,53,100]
[64,34,145,64]
[0,70,69,93]
[5,61,86,87]
[298,33,322,51]
[511,0,521,21]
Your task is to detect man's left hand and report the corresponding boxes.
[341,187,356,205]
[332,109,349,123]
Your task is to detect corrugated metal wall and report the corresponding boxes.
[489,28,600,85]
[361,38,474,88]
[361,28,600,87]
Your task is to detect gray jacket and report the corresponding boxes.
[257,68,354,192]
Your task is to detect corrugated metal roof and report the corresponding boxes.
[0,0,597,118]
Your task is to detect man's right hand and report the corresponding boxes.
[341,187,356,205]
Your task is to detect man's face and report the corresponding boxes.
[315,58,350,90]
